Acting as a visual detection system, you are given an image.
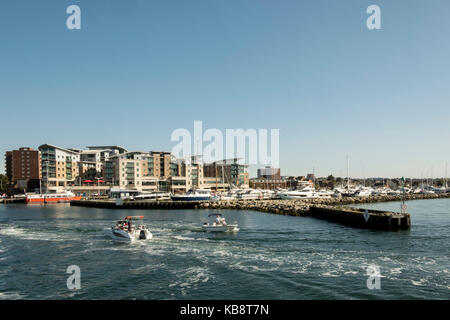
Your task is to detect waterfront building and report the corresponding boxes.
[148,151,172,178]
[4,147,42,191]
[257,167,281,179]
[203,159,249,188]
[250,178,287,190]
[86,146,128,158]
[166,156,229,193]
[38,144,80,193]
[103,151,158,192]
[77,161,102,181]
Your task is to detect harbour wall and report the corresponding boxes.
[68,193,450,230]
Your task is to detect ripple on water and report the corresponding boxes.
[169,266,212,296]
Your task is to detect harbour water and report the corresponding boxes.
[0,199,448,300]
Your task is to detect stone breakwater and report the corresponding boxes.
[69,193,449,230]
[197,192,450,213]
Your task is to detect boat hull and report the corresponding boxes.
[109,228,153,241]
[171,196,212,201]
[202,224,239,233]
[26,196,82,203]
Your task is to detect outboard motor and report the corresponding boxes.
[139,230,147,240]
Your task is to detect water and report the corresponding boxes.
[0,199,448,300]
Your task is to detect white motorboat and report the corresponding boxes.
[202,214,239,233]
[279,186,318,199]
[110,216,152,241]
[431,186,446,194]
[353,187,373,197]
[236,189,263,200]
[133,192,171,201]
[171,189,212,201]
[261,189,277,199]
[387,189,402,195]
[217,189,240,200]
[316,189,333,198]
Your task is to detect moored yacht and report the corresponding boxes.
[353,187,373,197]
[279,186,318,199]
[133,192,171,201]
[315,189,333,198]
[171,189,212,201]
[236,189,263,200]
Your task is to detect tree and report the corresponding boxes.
[327,175,335,181]
[0,174,9,193]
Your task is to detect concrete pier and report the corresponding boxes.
[70,199,201,210]
[307,206,410,230]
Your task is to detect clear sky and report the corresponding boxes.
[1,0,449,178]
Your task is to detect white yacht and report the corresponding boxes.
[353,187,373,197]
[279,186,318,199]
[315,189,333,198]
[133,192,171,201]
[217,189,240,200]
[387,189,402,196]
[171,189,213,201]
[432,186,446,194]
[260,189,277,199]
[236,189,263,200]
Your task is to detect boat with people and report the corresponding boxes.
[25,191,82,203]
[110,216,152,241]
[202,213,239,232]
[171,189,213,201]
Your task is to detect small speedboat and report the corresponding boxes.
[110,216,152,241]
[202,213,239,233]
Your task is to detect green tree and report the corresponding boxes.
[327,174,335,181]
[0,174,9,193]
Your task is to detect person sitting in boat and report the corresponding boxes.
[220,217,227,225]
[214,215,221,225]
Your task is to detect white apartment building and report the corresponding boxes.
[39,144,80,193]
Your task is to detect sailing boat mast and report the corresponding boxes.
[445,161,448,189]
[347,156,350,190]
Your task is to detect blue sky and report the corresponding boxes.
[1,0,449,178]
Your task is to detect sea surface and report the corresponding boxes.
[0,199,448,299]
